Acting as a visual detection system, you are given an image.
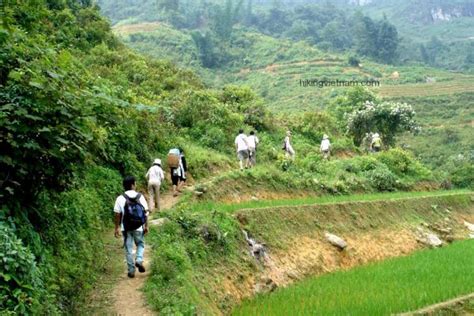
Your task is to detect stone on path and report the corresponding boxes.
[149,218,168,226]
[325,232,347,250]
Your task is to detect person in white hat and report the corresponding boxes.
[320,134,331,160]
[371,133,382,152]
[145,158,165,211]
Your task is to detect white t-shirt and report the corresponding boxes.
[247,135,259,149]
[320,139,331,151]
[114,190,149,232]
[146,165,164,185]
[235,134,248,152]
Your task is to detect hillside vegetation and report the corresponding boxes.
[1,1,473,315]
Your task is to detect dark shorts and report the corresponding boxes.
[373,146,381,152]
[237,150,249,161]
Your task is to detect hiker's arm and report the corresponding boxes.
[114,213,121,238]
[182,156,187,172]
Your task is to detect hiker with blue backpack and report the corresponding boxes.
[114,176,149,278]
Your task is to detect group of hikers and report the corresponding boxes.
[234,129,334,169]
[362,132,383,153]
[113,147,187,278]
[114,131,384,278]
[234,129,385,169]
[235,129,260,170]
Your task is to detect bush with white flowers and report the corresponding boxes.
[346,101,420,147]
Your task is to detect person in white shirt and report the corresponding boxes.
[114,176,149,278]
[284,130,295,160]
[247,130,259,167]
[320,134,331,160]
[146,159,165,211]
[234,129,249,170]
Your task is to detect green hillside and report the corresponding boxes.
[113,23,474,111]
[1,1,473,315]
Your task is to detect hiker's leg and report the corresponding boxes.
[134,231,145,264]
[172,175,179,196]
[124,232,135,273]
[239,159,243,170]
[147,183,155,211]
[155,184,161,211]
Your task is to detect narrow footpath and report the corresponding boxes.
[111,193,178,315]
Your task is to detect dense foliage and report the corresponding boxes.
[0,1,269,313]
[99,0,400,67]
[0,1,470,315]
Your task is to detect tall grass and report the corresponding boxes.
[190,189,471,213]
[233,240,474,315]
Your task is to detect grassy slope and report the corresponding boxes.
[145,192,474,315]
[113,23,474,113]
[233,240,474,316]
[191,189,471,213]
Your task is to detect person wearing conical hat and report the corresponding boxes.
[320,134,331,160]
[145,158,165,211]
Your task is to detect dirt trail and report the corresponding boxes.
[111,192,178,316]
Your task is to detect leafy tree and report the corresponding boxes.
[330,86,377,123]
[191,30,220,68]
[220,85,271,130]
[322,19,351,51]
[348,55,360,67]
[210,0,243,41]
[376,17,398,63]
[425,36,446,66]
[354,13,378,58]
[346,101,419,146]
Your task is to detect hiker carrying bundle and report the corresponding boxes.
[169,147,187,197]
[167,148,180,168]
[114,176,149,278]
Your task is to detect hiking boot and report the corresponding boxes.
[127,271,135,278]
[135,262,146,273]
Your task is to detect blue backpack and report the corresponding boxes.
[122,193,147,232]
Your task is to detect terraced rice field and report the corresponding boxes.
[377,78,474,97]
[233,240,474,315]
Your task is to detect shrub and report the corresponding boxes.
[451,162,474,188]
[364,165,398,191]
[377,148,431,179]
[0,222,43,314]
[348,55,360,67]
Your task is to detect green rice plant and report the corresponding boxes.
[233,240,474,316]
